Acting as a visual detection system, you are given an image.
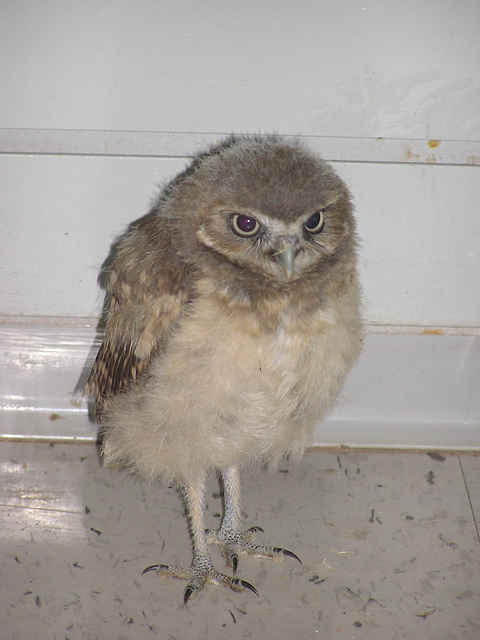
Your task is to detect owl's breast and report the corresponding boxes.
[102,281,362,483]
[157,287,359,462]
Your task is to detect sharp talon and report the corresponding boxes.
[248,526,264,534]
[142,564,161,575]
[183,586,194,605]
[241,579,259,596]
[283,549,302,565]
[232,554,239,574]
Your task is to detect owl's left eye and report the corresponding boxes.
[304,210,325,234]
[230,214,260,238]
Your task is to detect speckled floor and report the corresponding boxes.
[1,442,479,640]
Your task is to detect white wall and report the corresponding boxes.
[1,1,479,327]
[2,1,480,138]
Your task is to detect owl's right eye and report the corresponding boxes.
[230,214,260,238]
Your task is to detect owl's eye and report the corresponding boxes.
[230,214,260,237]
[304,210,325,234]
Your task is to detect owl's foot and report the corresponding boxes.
[205,525,302,573]
[142,557,258,604]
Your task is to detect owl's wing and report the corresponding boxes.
[85,217,194,419]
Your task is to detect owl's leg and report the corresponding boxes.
[206,466,301,572]
[142,473,257,604]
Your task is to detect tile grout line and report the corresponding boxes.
[458,454,480,544]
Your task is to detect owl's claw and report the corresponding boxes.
[231,553,239,574]
[142,559,258,604]
[183,575,257,604]
[183,585,194,605]
[206,525,302,568]
[142,564,163,575]
[237,578,259,596]
[282,548,302,565]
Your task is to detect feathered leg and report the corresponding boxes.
[206,466,302,572]
[142,472,257,604]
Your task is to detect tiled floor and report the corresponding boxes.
[1,442,479,640]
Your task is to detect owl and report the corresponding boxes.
[86,135,363,603]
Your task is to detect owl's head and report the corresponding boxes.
[167,136,357,287]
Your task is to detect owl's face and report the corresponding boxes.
[196,200,343,283]
[171,138,356,285]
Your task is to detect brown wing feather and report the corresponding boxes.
[85,335,154,417]
[85,215,195,419]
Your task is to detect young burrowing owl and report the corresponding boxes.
[86,136,363,602]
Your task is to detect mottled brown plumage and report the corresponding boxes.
[85,135,363,602]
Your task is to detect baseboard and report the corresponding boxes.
[0,321,479,450]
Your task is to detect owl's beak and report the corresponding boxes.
[273,237,298,279]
